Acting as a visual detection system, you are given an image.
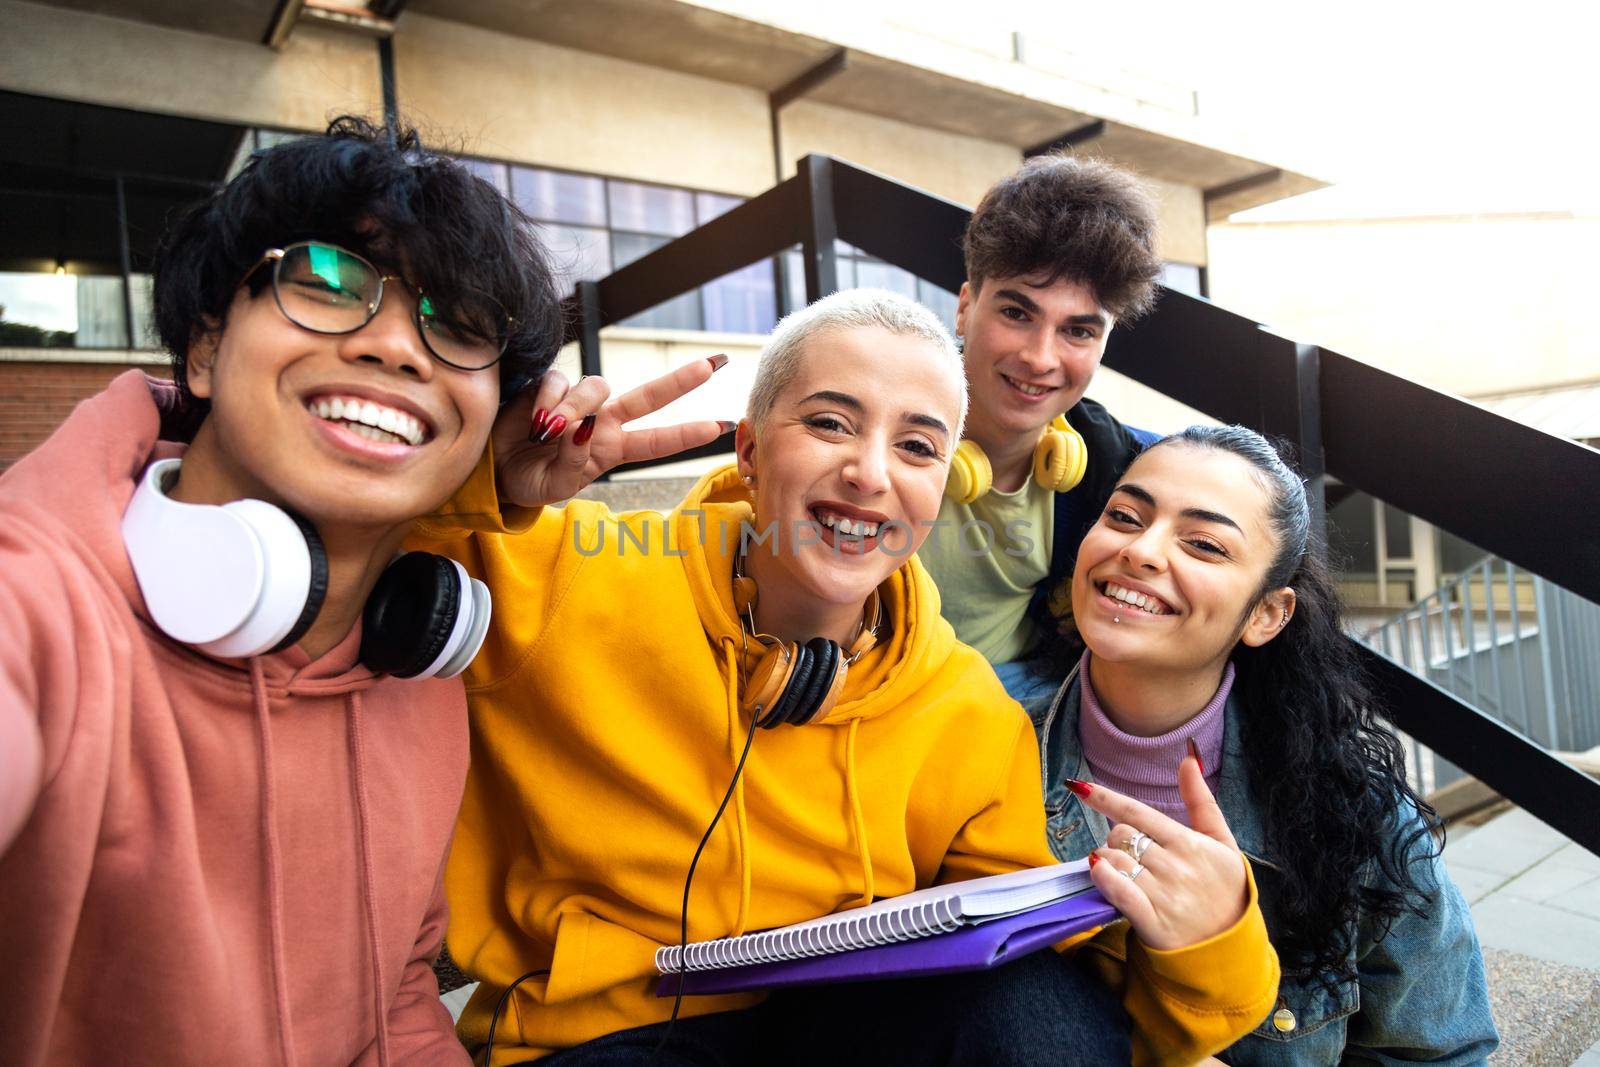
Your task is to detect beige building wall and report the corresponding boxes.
[392,13,773,196]
[0,0,1216,456]
[777,99,1018,208]
[1144,175,1206,266]
[0,0,381,132]
[1207,213,1600,397]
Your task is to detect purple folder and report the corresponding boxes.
[654,889,1119,997]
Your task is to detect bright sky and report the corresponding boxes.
[1084,0,1600,220]
[779,0,1600,220]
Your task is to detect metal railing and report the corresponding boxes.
[561,154,1600,856]
[1364,556,1600,793]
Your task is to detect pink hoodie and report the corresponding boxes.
[0,371,471,1066]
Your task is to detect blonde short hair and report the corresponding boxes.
[746,287,967,436]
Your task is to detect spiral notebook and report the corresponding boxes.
[654,860,1096,979]
[654,888,1118,997]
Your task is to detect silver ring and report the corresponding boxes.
[1123,832,1154,863]
[1121,862,1146,881]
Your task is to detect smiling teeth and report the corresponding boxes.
[1005,376,1052,397]
[818,512,880,537]
[1103,581,1172,615]
[309,397,426,446]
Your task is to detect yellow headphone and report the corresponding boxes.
[945,415,1088,505]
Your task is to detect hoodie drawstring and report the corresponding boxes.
[722,641,753,936]
[346,690,391,1067]
[250,658,299,1067]
[844,718,875,909]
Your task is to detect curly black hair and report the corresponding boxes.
[963,153,1163,321]
[153,116,563,413]
[1148,427,1443,985]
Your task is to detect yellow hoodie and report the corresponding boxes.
[410,462,1278,1066]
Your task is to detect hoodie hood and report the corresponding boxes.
[3,370,378,694]
[672,464,961,727]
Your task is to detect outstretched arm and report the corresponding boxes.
[0,520,65,855]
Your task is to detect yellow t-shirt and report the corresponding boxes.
[917,477,1054,663]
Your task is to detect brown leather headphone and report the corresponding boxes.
[732,562,882,729]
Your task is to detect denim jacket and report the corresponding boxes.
[1029,667,1499,1066]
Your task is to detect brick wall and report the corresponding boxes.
[0,360,170,472]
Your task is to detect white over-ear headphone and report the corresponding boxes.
[122,458,491,678]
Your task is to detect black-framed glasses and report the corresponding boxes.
[239,241,513,371]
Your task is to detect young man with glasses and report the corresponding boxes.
[916,153,1165,714]
[0,118,580,1065]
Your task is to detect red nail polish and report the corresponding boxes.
[572,414,597,445]
[1088,851,1101,869]
[1065,778,1092,799]
[1187,738,1204,776]
[532,408,549,434]
[536,414,567,444]
[708,353,728,372]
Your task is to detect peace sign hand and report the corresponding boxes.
[491,356,731,509]
[1070,751,1250,951]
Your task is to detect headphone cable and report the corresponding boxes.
[651,708,762,1059]
[483,966,550,1065]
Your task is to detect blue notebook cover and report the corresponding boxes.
[655,889,1119,997]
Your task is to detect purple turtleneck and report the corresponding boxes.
[1077,651,1231,827]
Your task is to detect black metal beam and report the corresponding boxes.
[1204,168,1282,207]
[378,36,399,135]
[263,0,304,48]
[1265,341,1327,549]
[1321,352,1600,605]
[770,49,848,185]
[771,49,849,111]
[831,159,969,294]
[114,174,137,349]
[798,155,838,301]
[569,175,808,340]
[1023,120,1105,159]
[576,281,602,379]
[1361,646,1599,856]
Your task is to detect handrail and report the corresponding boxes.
[563,153,1600,855]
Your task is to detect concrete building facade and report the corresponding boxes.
[0,0,1322,472]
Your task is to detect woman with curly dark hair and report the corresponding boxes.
[1034,425,1498,1063]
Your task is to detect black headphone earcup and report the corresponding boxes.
[266,510,329,656]
[787,638,840,727]
[360,552,460,678]
[760,641,813,728]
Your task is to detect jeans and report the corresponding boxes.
[993,658,1062,724]
[532,949,1131,1066]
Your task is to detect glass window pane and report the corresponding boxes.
[537,223,611,293]
[854,257,918,299]
[782,248,807,312]
[461,158,509,197]
[74,275,131,348]
[703,260,778,335]
[512,167,607,226]
[614,233,701,329]
[917,279,959,333]
[1161,261,1203,298]
[0,271,81,347]
[695,191,742,225]
[608,181,695,237]
[129,273,158,348]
